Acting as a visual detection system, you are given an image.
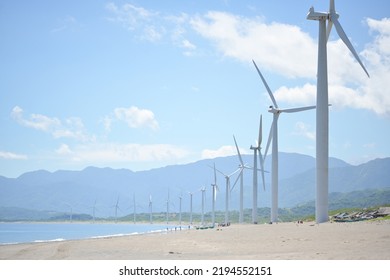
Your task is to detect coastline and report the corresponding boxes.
[0,222,187,246]
[0,220,389,260]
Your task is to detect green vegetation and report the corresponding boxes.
[1,188,389,223]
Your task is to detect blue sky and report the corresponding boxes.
[1,0,389,178]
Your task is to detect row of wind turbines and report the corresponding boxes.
[85,1,369,225]
[201,0,370,225]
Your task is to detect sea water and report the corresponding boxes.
[0,223,183,245]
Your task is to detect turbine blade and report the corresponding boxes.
[332,15,370,77]
[215,167,226,177]
[326,21,333,41]
[329,0,335,13]
[259,150,266,191]
[252,60,278,108]
[213,163,217,185]
[281,105,316,113]
[233,135,244,165]
[258,114,263,146]
[231,169,243,193]
[264,121,273,162]
[229,168,241,177]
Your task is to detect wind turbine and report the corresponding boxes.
[307,0,369,223]
[188,192,193,224]
[130,193,139,224]
[178,193,183,225]
[211,163,218,227]
[200,186,206,225]
[148,195,153,224]
[166,189,170,224]
[253,60,316,223]
[64,203,73,223]
[232,135,251,224]
[215,167,240,225]
[113,196,121,223]
[92,198,99,223]
[249,114,266,224]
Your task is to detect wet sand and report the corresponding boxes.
[1,220,389,260]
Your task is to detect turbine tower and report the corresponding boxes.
[148,195,153,224]
[178,194,182,225]
[132,193,137,224]
[188,192,193,225]
[200,186,206,225]
[233,135,251,224]
[216,168,239,225]
[112,196,121,223]
[253,60,316,223]
[307,0,369,223]
[166,189,170,224]
[211,163,218,227]
[92,199,98,223]
[249,114,266,224]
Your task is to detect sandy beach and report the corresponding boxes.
[0,220,389,260]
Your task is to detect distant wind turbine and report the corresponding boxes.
[113,196,121,223]
[307,0,369,223]
[129,193,142,224]
[249,115,266,224]
[178,193,183,225]
[215,167,240,224]
[253,59,316,223]
[232,135,251,224]
[92,199,98,223]
[200,186,206,225]
[148,195,153,224]
[64,203,73,223]
[211,163,218,227]
[166,189,170,224]
[188,192,193,224]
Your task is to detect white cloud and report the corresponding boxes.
[201,145,247,159]
[58,143,189,163]
[190,11,317,78]
[245,16,390,116]
[11,106,93,142]
[51,15,81,33]
[293,122,315,141]
[11,106,61,132]
[0,151,28,160]
[106,4,390,116]
[274,83,316,107]
[106,2,164,42]
[106,3,196,54]
[56,144,73,155]
[181,39,197,56]
[113,106,159,130]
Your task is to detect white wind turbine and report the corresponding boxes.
[215,167,240,225]
[90,198,98,223]
[232,135,251,224]
[64,203,73,223]
[166,189,170,224]
[249,115,266,224]
[211,163,218,227]
[307,0,369,223]
[148,195,153,224]
[178,193,183,225]
[253,60,316,223]
[129,193,142,224]
[200,186,206,225]
[111,196,121,223]
[188,192,193,225]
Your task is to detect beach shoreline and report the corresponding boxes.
[0,220,389,260]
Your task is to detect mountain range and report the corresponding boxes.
[0,152,389,219]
